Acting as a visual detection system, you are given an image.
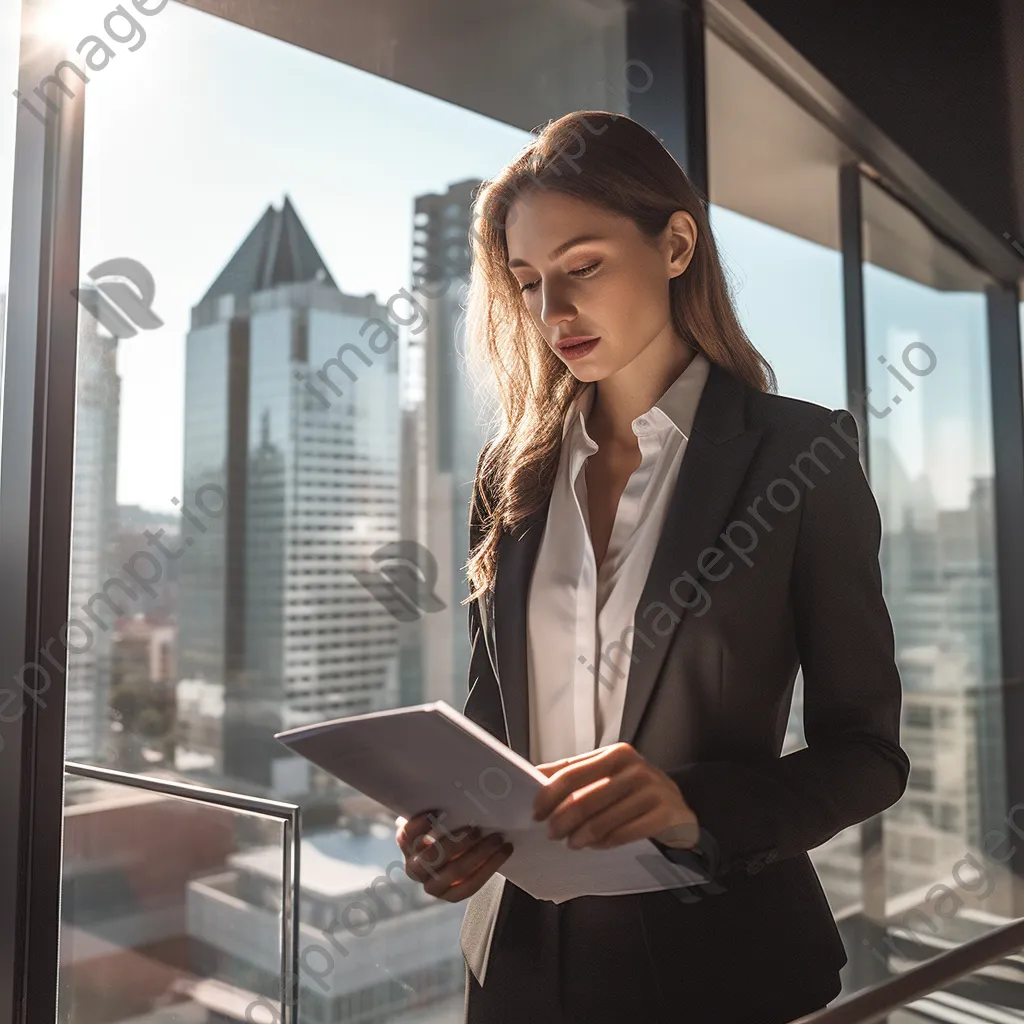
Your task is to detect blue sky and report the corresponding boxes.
[0,0,1004,515]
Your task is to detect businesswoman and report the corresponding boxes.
[396,111,911,1024]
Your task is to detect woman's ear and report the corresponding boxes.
[665,210,697,278]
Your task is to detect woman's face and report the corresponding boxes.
[504,189,696,381]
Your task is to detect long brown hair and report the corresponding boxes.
[461,110,777,605]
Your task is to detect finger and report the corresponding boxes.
[406,827,482,880]
[533,745,640,820]
[535,749,639,822]
[396,810,440,853]
[532,757,608,820]
[547,771,640,839]
[403,810,437,838]
[445,841,515,902]
[567,792,660,849]
[593,806,671,847]
[535,748,604,776]
[424,820,481,857]
[547,743,623,767]
[422,833,509,899]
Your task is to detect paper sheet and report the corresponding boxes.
[275,700,711,903]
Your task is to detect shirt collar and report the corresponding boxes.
[560,349,711,446]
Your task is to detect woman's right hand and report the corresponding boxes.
[396,809,514,903]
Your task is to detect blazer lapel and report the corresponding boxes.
[617,366,764,746]
[491,504,549,760]
[489,359,764,760]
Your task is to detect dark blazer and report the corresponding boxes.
[459,358,912,1021]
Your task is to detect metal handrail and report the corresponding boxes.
[64,760,302,1024]
[791,915,1024,1024]
[64,760,299,816]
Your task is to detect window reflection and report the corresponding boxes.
[861,178,1014,938]
[710,206,845,411]
[58,773,290,1024]
[706,25,857,919]
[65,1,642,1019]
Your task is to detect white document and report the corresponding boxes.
[275,700,712,904]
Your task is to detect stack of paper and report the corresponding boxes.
[275,700,711,904]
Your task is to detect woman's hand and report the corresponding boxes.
[396,810,514,903]
[532,743,700,851]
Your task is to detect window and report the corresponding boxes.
[707,24,855,917]
[54,0,678,1018]
[862,177,1011,915]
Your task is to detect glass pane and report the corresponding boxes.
[706,28,849,411]
[66,0,642,780]
[0,0,19,354]
[706,26,863,928]
[710,205,846,409]
[59,772,291,1023]
[65,1,679,1019]
[862,178,1018,943]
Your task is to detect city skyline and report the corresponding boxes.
[0,0,952,516]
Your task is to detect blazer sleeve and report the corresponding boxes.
[663,408,912,880]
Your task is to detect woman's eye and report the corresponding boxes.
[518,261,601,294]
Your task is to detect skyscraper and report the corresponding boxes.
[67,298,121,760]
[411,179,495,710]
[177,196,401,798]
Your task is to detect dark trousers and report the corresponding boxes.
[463,882,840,1024]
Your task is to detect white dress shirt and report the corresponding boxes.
[526,350,711,765]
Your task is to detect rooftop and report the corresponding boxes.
[230,822,403,899]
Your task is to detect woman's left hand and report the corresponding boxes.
[532,742,699,851]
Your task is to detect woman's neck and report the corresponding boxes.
[586,339,696,448]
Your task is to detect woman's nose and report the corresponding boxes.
[540,283,577,327]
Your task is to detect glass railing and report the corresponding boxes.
[59,761,1024,1024]
[794,916,1024,1023]
[60,762,300,1024]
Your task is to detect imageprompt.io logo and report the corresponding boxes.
[72,257,164,338]
[353,541,447,622]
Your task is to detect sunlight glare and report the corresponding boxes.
[28,0,111,49]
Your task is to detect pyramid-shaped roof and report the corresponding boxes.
[197,195,337,312]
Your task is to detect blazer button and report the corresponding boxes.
[746,860,762,875]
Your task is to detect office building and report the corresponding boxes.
[66,296,122,761]
[177,196,401,798]
[187,822,465,1023]
[411,179,496,710]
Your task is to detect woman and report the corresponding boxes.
[396,111,911,1024]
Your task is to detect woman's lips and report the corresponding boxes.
[557,337,601,360]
